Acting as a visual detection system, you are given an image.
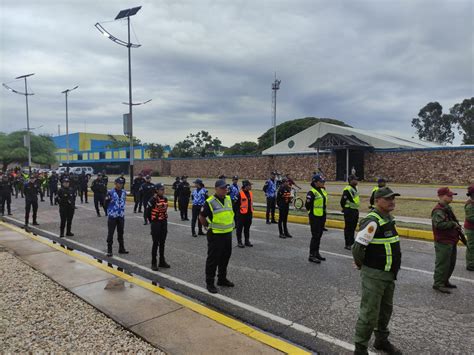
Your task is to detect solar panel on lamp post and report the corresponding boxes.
[61,86,79,173]
[95,6,142,186]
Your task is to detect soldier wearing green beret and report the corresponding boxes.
[465,185,474,271]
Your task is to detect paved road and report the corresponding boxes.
[6,197,474,353]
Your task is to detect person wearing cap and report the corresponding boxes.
[56,178,76,238]
[101,170,109,186]
[177,176,191,221]
[432,187,462,293]
[263,172,277,224]
[0,174,13,216]
[369,178,386,210]
[48,171,59,206]
[171,177,181,211]
[277,177,293,238]
[131,173,145,213]
[105,178,128,257]
[78,171,90,204]
[235,180,254,248]
[146,183,170,270]
[118,172,126,186]
[199,179,235,294]
[23,175,40,228]
[306,174,328,263]
[341,175,360,250]
[91,173,108,217]
[465,185,474,271]
[139,175,155,225]
[352,187,402,355]
[191,178,208,237]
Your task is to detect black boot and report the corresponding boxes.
[159,259,170,268]
[106,245,113,257]
[151,261,158,271]
[118,245,129,254]
[315,253,326,261]
[32,220,39,226]
[373,339,402,355]
[66,232,74,237]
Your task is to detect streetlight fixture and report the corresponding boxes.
[2,73,35,174]
[271,74,281,147]
[61,85,79,173]
[95,6,142,185]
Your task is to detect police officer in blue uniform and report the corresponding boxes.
[105,178,128,257]
[229,176,240,224]
[263,172,277,224]
[191,179,208,237]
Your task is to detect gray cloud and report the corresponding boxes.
[1,0,472,146]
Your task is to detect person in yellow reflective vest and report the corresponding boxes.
[340,175,360,250]
[199,179,235,294]
[352,187,402,355]
[369,178,386,210]
[306,174,328,263]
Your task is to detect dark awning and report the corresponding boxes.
[309,133,373,150]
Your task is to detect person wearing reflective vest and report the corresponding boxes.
[306,174,328,263]
[465,185,474,271]
[191,178,208,237]
[146,183,170,271]
[431,187,462,294]
[235,180,254,248]
[277,178,293,238]
[369,178,386,210]
[352,187,402,355]
[199,179,235,294]
[340,174,360,250]
[105,178,128,257]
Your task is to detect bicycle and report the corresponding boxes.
[291,186,304,210]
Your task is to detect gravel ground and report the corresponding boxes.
[0,249,164,353]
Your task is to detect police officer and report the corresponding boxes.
[49,171,59,206]
[140,175,155,225]
[199,179,235,294]
[56,178,75,238]
[465,185,474,271]
[69,172,79,205]
[341,175,360,250]
[118,172,126,186]
[171,177,181,211]
[24,175,40,227]
[132,173,145,213]
[102,170,109,186]
[352,187,402,355]
[432,187,461,293]
[0,174,13,216]
[78,171,90,203]
[306,174,328,263]
[263,172,277,224]
[191,179,208,237]
[38,172,47,202]
[147,183,170,270]
[235,180,254,248]
[91,173,108,217]
[277,177,293,239]
[369,178,386,209]
[105,178,128,257]
[229,176,240,222]
[177,176,191,221]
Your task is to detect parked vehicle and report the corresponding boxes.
[69,166,94,177]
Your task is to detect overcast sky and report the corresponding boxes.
[1,0,472,146]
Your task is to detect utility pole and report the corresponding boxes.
[271,74,281,147]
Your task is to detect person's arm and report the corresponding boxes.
[146,197,154,221]
[352,219,375,268]
[305,191,315,211]
[199,202,211,227]
[340,189,354,209]
[369,191,375,207]
[432,209,457,230]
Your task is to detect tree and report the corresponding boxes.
[449,97,474,144]
[0,131,57,171]
[170,131,223,158]
[258,117,350,151]
[224,141,259,156]
[146,143,165,159]
[105,135,140,149]
[411,102,454,144]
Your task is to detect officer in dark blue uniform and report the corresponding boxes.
[56,178,76,237]
[140,175,155,225]
[24,175,40,227]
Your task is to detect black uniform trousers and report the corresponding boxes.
[39,186,45,201]
[309,214,326,256]
[278,206,290,235]
[179,197,189,220]
[191,205,203,234]
[206,231,232,285]
[0,193,11,214]
[25,199,38,225]
[94,193,107,215]
[59,207,74,235]
[237,213,252,244]
[266,196,276,222]
[107,217,125,248]
[343,208,359,247]
[173,191,179,211]
[133,192,143,212]
[151,221,167,265]
[49,189,58,205]
[79,186,88,203]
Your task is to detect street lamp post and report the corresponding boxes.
[95,6,142,186]
[61,86,79,173]
[2,73,35,174]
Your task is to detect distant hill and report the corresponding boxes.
[257,117,351,151]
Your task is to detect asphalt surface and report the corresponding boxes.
[6,196,474,354]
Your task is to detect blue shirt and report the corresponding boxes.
[192,188,208,206]
[264,179,276,198]
[229,183,239,201]
[107,189,126,218]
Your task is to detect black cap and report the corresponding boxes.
[377,178,387,183]
[242,179,252,187]
[155,183,165,190]
[218,175,226,179]
[181,175,188,179]
[175,176,180,180]
[115,177,124,184]
[374,187,400,199]
[194,178,203,184]
[232,175,238,180]
[215,179,228,188]
[348,175,358,182]
[145,175,151,180]
[63,178,70,183]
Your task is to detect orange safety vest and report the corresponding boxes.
[151,197,168,222]
[239,190,253,214]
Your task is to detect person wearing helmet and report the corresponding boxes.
[306,174,328,263]
[147,183,170,270]
[191,178,208,237]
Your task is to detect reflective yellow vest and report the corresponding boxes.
[310,188,328,217]
[206,195,235,234]
[343,185,360,209]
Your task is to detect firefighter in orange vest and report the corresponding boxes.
[146,183,170,271]
[235,180,254,248]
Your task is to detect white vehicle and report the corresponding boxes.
[69,166,94,177]
[55,167,68,175]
